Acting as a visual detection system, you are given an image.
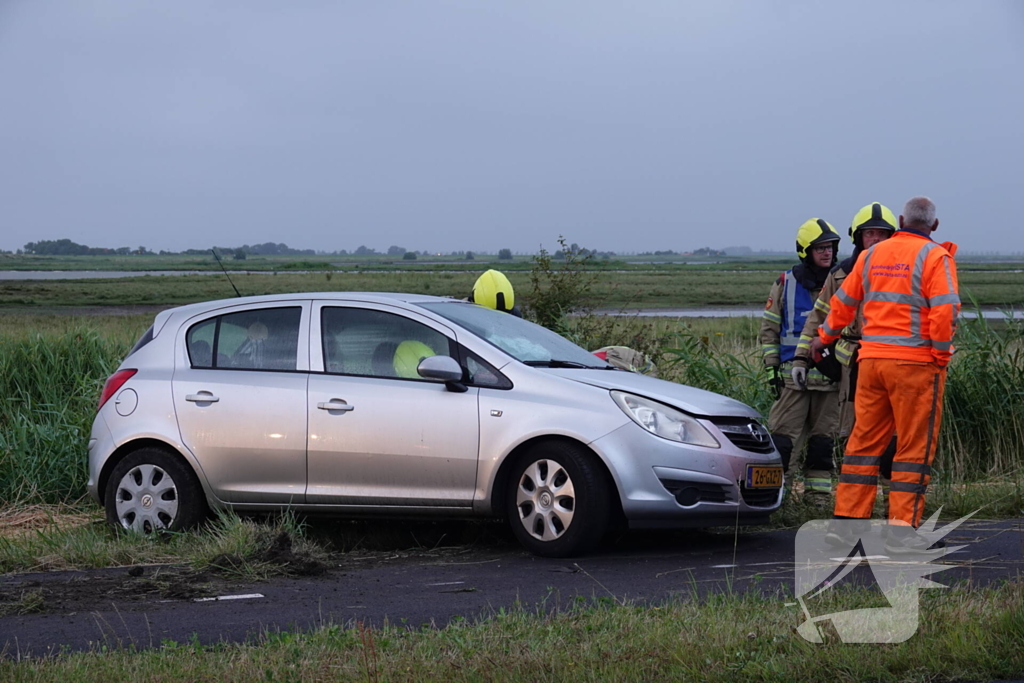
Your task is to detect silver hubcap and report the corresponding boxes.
[115,464,179,532]
[516,459,576,541]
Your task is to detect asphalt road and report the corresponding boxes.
[2,519,1022,658]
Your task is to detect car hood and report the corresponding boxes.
[547,369,761,419]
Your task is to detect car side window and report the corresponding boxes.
[322,307,452,380]
[187,307,302,371]
[461,348,512,390]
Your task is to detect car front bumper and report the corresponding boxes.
[590,419,784,528]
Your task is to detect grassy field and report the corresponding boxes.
[3,268,1024,309]
[2,581,1022,681]
[1,307,1022,678]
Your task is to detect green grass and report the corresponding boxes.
[3,268,1023,309]
[0,510,324,577]
[2,309,1023,508]
[2,580,1022,681]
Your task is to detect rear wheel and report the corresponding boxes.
[105,448,207,533]
[505,441,610,557]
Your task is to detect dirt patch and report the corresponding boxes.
[209,531,330,577]
[0,566,239,615]
[0,506,101,540]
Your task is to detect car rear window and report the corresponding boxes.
[126,325,154,358]
[187,307,302,371]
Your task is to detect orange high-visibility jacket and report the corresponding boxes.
[819,230,960,366]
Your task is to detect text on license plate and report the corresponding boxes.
[746,465,783,488]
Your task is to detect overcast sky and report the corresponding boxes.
[1,1,1022,255]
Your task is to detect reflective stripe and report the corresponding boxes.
[834,342,854,365]
[763,310,782,323]
[911,242,939,299]
[890,481,928,495]
[892,462,931,475]
[814,298,831,313]
[928,293,960,306]
[822,322,842,337]
[782,272,800,347]
[861,248,874,296]
[805,478,832,492]
[839,473,878,486]
[864,291,926,306]
[932,340,953,351]
[836,289,861,306]
[940,256,959,326]
[910,242,939,343]
[843,455,882,467]
[861,334,931,348]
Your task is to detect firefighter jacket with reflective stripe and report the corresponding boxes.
[819,230,960,366]
[793,263,862,368]
[760,270,835,388]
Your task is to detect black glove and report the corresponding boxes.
[768,365,784,399]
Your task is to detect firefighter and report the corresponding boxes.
[792,203,899,473]
[759,218,842,504]
[469,269,522,317]
[819,197,959,553]
[794,202,900,515]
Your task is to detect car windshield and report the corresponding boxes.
[419,302,612,368]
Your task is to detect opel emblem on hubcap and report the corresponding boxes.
[539,492,552,508]
[141,494,154,509]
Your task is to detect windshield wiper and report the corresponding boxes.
[523,359,614,369]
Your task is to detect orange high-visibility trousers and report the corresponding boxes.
[834,358,947,527]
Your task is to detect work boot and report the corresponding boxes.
[824,518,870,548]
[884,525,945,555]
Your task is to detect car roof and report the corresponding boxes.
[152,292,465,335]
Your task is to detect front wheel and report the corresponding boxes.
[105,447,208,533]
[505,441,611,557]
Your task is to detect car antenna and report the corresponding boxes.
[211,248,242,297]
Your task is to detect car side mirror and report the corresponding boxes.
[417,355,468,392]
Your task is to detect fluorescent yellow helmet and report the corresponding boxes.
[795,218,841,259]
[393,340,435,379]
[471,269,515,312]
[849,202,898,243]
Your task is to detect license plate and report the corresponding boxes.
[746,465,783,488]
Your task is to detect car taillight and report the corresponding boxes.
[98,369,137,411]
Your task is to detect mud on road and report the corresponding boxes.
[2,520,1023,657]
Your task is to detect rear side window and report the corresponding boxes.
[321,307,453,380]
[187,307,302,371]
[127,325,155,358]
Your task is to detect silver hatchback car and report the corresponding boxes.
[89,292,783,557]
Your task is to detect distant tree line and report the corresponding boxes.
[16,239,728,260]
[23,239,152,256]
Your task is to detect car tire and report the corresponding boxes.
[105,447,208,533]
[505,441,611,558]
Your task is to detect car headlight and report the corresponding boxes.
[611,391,720,448]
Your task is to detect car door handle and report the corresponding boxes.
[185,393,220,403]
[318,400,355,412]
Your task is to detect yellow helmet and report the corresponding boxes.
[471,269,515,312]
[849,202,898,244]
[795,218,841,259]
[393,340,436,379]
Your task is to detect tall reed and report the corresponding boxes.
[0,332,126,503]
[659,313,1024,482]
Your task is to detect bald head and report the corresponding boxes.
[900,196,939,233]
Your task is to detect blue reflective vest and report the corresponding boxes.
[779,270,815,363]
